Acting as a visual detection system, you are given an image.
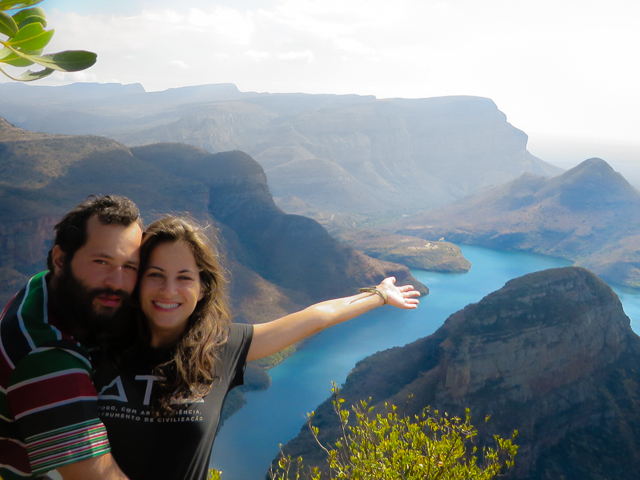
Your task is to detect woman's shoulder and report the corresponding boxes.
[227,322,254,344]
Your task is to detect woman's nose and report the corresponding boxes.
[159,279,177,296]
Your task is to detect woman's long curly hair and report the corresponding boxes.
[138,216,232,415]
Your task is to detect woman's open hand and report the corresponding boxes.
[377,277,421,309]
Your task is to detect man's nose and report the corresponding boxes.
[104,267,125,291]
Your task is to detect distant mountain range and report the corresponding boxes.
[0,82,561,219]
[280,266,640,479]
[387,158,640,288]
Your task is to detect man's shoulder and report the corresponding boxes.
[0,271,88,372]
[0,271,49,326]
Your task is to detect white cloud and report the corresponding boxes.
[169,60,190,70]
[141,9,184,24]
[43,71,100,85]
[185,7,255,44]
[332,37,374,56]
[276,51,314,63]
[244,50,270,61]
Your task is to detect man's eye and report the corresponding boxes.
[125,265,138,271]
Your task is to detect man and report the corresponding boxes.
[0,195,142,480]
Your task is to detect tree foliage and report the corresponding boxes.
[270,384,518,480]
[207,469,222,480]
[0,0,96,81]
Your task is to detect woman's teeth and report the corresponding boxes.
[155,301,179,309]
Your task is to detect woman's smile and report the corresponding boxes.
[153,301,181,310]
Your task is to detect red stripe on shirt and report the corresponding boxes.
[30,422,108,451]
[0,438,31,474]
[28,423,111,474]
[8,370,97,418]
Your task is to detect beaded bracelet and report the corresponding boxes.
[358,287,388,305]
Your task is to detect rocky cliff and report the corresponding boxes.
[0,83,562,220]
[281,267,640,479]
[391,158,640,288]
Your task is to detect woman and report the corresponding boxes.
[95,216,420,480]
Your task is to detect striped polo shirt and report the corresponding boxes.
[0,272,111,479]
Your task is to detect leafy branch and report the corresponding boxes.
[0,0,96,81]
[270,383,518,480]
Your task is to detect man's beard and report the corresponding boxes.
[51,264,135,346]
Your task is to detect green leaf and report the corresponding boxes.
[0,0,44,12]
[16,13,46,29]
[0,46,35,66]
[7,22,53,51]
[14,65,53,80]
[1,52,34,66]
[0,10,17,36]
[14,7,46,28]
[0,63,51,81]
[25,49,97,72]
[12,6,44,23]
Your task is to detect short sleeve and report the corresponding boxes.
[222,323,254,391]
[8,345,110,474]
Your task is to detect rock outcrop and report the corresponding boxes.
[334,228,471,273]
[281,267,640,479]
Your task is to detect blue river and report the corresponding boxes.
[210,245,640,479]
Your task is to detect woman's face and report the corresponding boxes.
[140,241,204,347]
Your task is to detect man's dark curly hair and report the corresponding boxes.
[46,195,142,271]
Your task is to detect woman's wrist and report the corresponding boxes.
[358,287,388,305]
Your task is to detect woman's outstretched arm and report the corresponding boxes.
[247,277,420,362]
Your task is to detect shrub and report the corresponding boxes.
[270,384,517,480]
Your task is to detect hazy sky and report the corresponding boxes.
[6,0,640,171]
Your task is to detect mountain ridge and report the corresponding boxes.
[0,82,562,219]
[390,158,640,287]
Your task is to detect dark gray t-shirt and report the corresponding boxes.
[95,323,253,480]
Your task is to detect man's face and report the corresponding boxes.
[52,215,143,337]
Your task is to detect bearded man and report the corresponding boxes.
[0,195,142,480]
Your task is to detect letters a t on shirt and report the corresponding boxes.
[95,323,253,480]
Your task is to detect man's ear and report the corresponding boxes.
[51,245,66,275]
